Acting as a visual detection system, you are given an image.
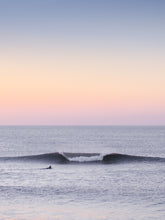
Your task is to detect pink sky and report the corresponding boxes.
[1,49,165,125]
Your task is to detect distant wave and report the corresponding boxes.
[0,152,165,164]
[102,153,165,164]
[64,152,165,164]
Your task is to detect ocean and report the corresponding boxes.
[0,126,165,220]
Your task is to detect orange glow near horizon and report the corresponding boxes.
[0,45,165,125]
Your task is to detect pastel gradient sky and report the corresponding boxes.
[0,0,165,125]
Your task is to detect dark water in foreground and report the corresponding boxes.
[0,126,165,220]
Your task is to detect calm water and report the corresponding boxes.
[0,126,165,220]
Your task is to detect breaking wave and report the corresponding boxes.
[0,152,165,164]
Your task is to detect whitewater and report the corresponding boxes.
[0,126,165,220]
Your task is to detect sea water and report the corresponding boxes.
[0,126,165,220]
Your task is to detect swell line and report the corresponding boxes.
[0,152,165,164]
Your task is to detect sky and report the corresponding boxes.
[0,0,165,125]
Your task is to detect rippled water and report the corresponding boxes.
[0,126,165,219]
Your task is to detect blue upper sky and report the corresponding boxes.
[0,0,164,51]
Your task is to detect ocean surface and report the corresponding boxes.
[0,126,165,220]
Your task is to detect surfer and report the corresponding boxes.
[40,165,52,170]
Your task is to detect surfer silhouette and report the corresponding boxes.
[40,165,52,170]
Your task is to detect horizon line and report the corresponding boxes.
[0,125,164,127]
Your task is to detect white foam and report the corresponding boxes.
[69,154,103,162]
